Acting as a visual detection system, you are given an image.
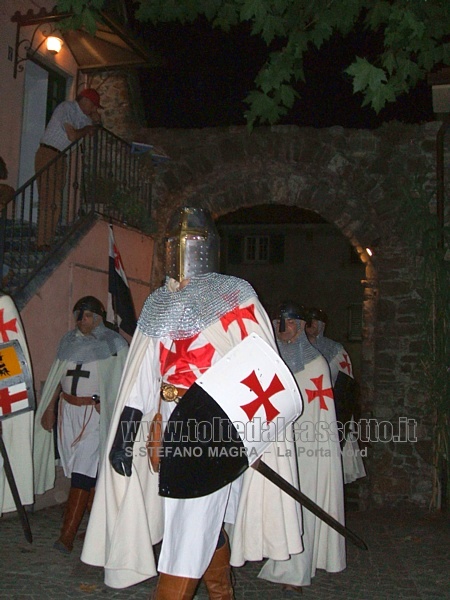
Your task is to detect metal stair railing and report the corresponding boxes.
[0,127,153,296]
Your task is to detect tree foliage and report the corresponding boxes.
[58,0,450,127]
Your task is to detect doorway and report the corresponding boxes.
[17,60,68,220]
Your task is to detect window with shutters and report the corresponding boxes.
[226,234,284,265]
[245,235,269,262]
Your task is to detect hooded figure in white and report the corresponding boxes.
[34,296,128,554]
[306,307,366,484]
[259,302,346,590]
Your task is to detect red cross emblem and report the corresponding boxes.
[0,386,28,416]
[220,304,258,340]
[113,243,122,271]
[240,370,284,422]
[160,334,215,388]
[0,308,18,342]
[305,374,333,411]
[339,353,352,375]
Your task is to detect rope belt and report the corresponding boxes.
[61,391,98,406]
[160,383,187,402]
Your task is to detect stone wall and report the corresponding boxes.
[94,86,447,508]
[89,70,145,139]
[129,121,447,509]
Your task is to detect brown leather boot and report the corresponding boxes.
[202,531,234,600]
[152,573,199,599]
[86,487,95,513]
[77,487,96,541]
[54,487,90,554]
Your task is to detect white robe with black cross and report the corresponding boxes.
[58,360,101,478]
[34,327,128,494]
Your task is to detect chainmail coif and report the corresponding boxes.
[138,272,257,340]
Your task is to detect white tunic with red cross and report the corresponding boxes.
[82,295,303,587]
[259,352,346,586]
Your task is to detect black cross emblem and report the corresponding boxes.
[66,363,90,395]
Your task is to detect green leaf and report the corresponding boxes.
[346,57,387,93]
[214,3,239,30]
[82,8,98,34]
[365,1,392,29]
[278,84,298,108]
[361,81,397,113]
[240,0,267,22]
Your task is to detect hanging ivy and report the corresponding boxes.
[399,178,450,510]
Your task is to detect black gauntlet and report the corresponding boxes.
[109,406,143,477]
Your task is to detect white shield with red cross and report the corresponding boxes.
[196,332,302,462]
[159,334,303,498]
[0,340,34,421]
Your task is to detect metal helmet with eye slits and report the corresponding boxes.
[165,206,220,282]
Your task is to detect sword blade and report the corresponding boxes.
[256,460,367,550]
[0,433,32,543]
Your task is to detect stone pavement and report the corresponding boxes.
[0,504,448,599]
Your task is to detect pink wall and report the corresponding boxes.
[21,219,154,403]
[0,0,86,187]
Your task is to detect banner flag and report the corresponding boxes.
[107,225,137,336]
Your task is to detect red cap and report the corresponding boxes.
[78,88,103,108]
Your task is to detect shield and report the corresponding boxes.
[159,333,302,498]
[0,340,35,421]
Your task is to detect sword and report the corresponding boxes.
[0,432,33,543]
[256,460,367,550]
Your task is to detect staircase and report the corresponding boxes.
[0,128,155,308]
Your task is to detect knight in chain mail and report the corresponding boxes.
[306,307,366,484]
[81,207,303,599]
[258,302,346,592]
[33,296,128,553]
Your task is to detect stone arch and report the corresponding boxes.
[151,156,379,458]
[141,121,441,507]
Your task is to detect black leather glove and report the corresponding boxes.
[109,406,143,477]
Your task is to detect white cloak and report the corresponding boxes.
[81,294,303,588]
[329,347,366,484]
[259,353,346,586]
[0,295,34,515]
[33,341,128,495]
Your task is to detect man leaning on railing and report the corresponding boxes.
[34,89,103,251]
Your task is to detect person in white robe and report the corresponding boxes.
[258,302,346,591]
[33,296,128,553]
[0,294,34,515]
[306,307,366,484]
[81,207,303,600]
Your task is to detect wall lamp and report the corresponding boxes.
[46,35,63,54]
[11,10,65,78]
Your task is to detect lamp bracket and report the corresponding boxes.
[11,9,69,79]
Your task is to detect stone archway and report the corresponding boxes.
[137,121,442,507]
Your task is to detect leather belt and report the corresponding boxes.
[160,383,187,402]
[40,143,60,153]
[61,391,99,406]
